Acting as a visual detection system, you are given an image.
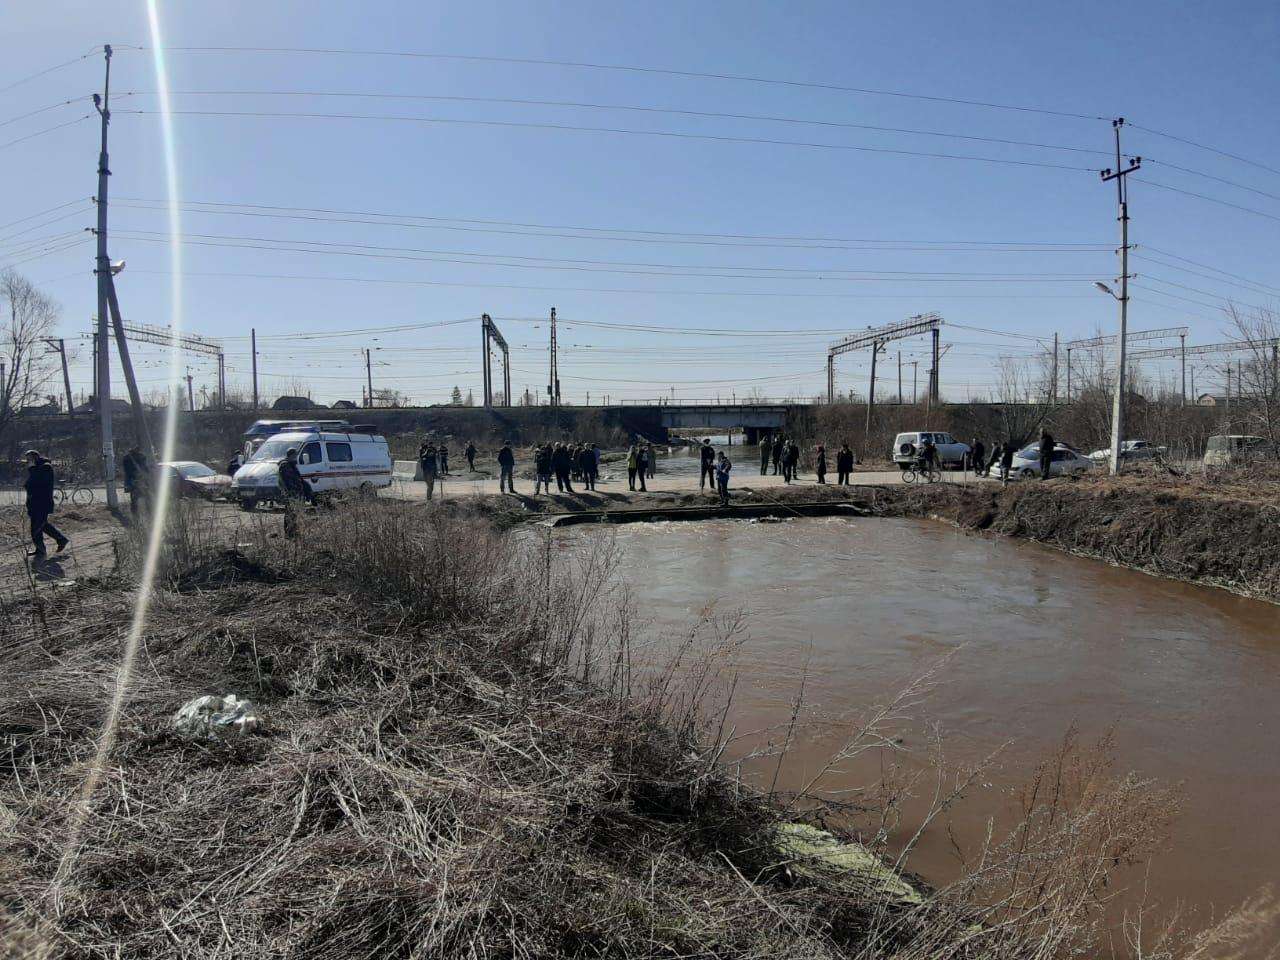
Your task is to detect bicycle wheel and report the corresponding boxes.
[72,485,94,506]
[902,467,918,484]
[54,486,66,505]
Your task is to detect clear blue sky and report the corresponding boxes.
[3,0,1278,406]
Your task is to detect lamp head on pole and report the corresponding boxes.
[1093,281,1116,298]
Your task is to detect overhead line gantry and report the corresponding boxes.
[827,312,941,436]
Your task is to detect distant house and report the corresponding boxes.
[73,397,131,414]
[331,399,358,410]
[272,395,316,411]
[1197,394,1230,407]
[18,401,60,417]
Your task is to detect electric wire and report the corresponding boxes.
[1128,122,1280,180]
[0,47,99,95]
[1137,178,1280,224]
[118,109,1096,171]
[0,113,94,152]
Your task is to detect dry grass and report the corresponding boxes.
[0,499,1271,958]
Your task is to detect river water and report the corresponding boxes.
[556,516,1279,947]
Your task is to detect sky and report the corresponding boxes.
[3,0,1278,408]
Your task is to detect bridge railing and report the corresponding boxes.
[608,397,818,407]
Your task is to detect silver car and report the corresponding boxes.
[1007,444,1093,479]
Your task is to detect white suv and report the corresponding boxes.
[892,432,971,470]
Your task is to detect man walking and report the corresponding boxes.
[278,447,308,538]
[788,440,801,481]
[635,445,648,492]
[626,445,639,491]
[534,444,552,495]
[699,438,716,491]
[815,444,827,484]
[836,443,854,485]
[465,440,476,472]
[760,439,770,475]
[715,450,732,506]
[498,441,516,493]
[578,444,597,491]
[1038,430,1055,481]
[552,442,573,493]
[24,449,68,559]
[121,444,151,520]
[418,442,438,500]
[771,436,784,475]
[439,443,450,476]
[1000,442,1015,484]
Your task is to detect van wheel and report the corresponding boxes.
[1019,468,1036,479]
[358,482,374,499]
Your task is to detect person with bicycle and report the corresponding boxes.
[24,449,69,559]
[920,438,939,474]
[121,445,151,520]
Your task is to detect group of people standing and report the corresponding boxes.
[534,442,601,495]
[416,439,481,499]
[626,443,656,491]
[759,437,858,485]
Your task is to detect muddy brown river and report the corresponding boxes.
[557,516,1279,949]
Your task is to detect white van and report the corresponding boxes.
[230,429,393,510]
[1203,434,1272,468]
[891,431,971,470]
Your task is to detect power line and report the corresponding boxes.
[1139,274,1265,312]
[1131,253,1280,299]
[1138,178,1280,224]
[0,96,89,129]
[119,109,1096,171]
[115,196,1111,251]
[1140,245,1280,297]
[1129,122,1280,180]
[132,45,1111,121]
[0,114,94,152]
[111,227,1105,280]
[128,267,1098,300]
[0,48,99,95]
[0,198,91,234]
[1145,158,1280,204]
[120,88,1109,156]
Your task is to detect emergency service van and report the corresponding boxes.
[230,428,393,510]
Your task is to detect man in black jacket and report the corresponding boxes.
[551,442,573,493]
[465,440,477,473]
[278,447,308,538]
[771,436,784,475]
[759,439,770,475]
[1038,430,1055,480]
[121,445,151,519]
[24,450,68,558]
[498,441,516,493]
[418,442,438,500]
[836,444,855,485]
[970,438,986,477]
[699,439,716,490]
[578,444,597,491]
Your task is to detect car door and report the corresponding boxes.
[325,441,355,488]
[297,440,326,492]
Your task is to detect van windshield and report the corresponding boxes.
[249,440,297,463]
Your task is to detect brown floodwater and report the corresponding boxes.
[555,517,1279,950]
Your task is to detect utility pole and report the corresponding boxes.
[1051,333,1059,403]
[826,353,834,403]
[91,327,98,400]
[864,341,879,445]
[44,338,74,415]
[897,350,902,404]
[365,348,373,408]
[1100,118,1141,475]
[1180,333,1187,405]
[929,327,940,404]
[911,360,918,404]
[1066,347,1073,402]
[250,327,259,409]
[217,352,226,410]
[93,44,118,510]
[105,276,153,456]
[548,306,560,408]
[185,369,195,413]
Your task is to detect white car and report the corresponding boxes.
[892,431,971,470]
[230,429,393,509]
[1006,444,1093,479]
[1087,439,1166,463]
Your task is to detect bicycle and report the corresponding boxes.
[901,459,941,484]
[54,479,95,506]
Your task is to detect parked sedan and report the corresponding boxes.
[1007,445,1094,479]
[1087,439,1166,463]
[159,461,233,500]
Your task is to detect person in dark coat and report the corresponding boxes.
[815,445,827,484]
[836,444,854,485]
[760,439,770,475]
[418,442,438,500]
[438,444,450,476]
[970,438,986,476]
[24,450,68,558]
[278,447,308,538]
[1000,442,1015,484]
[987,442,1003,477]
[715,451,732,505]
[552,442,573,493]
[635,445,648,492]
[771,436,784,475]
[699,439,716,490]
[465,440,476,472]
[121,445,151,519]
[645,443,656,479]
[783,441,800,483]
[534,444,553,494]
[578,444,597,491]
[1038,430,1055,480]
[228,451,243,477]
[497,441,516,493]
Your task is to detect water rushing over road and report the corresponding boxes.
[558,517,1280,948]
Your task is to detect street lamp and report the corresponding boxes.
[1093,281,1115,297]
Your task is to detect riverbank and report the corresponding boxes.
[2,497,1209,958]
[885,470,1280,603]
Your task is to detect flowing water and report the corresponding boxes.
[557,516,1280,947]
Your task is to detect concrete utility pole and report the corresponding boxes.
[43,338,74,415]
[897,350,903,403]
[364,348,373,408]
[1066,347,1073,402]
[548,306,560,407]
[1051,332,1059,403]
[1100,118,1141,475]
[250,327,259,409]
[93,44,118,509]
[865,341,879,443]
[1180,333,1187,405]
[185,370,195,413]
[912,361,918,404]
[105,274,153,456]
[929,326,940,404]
